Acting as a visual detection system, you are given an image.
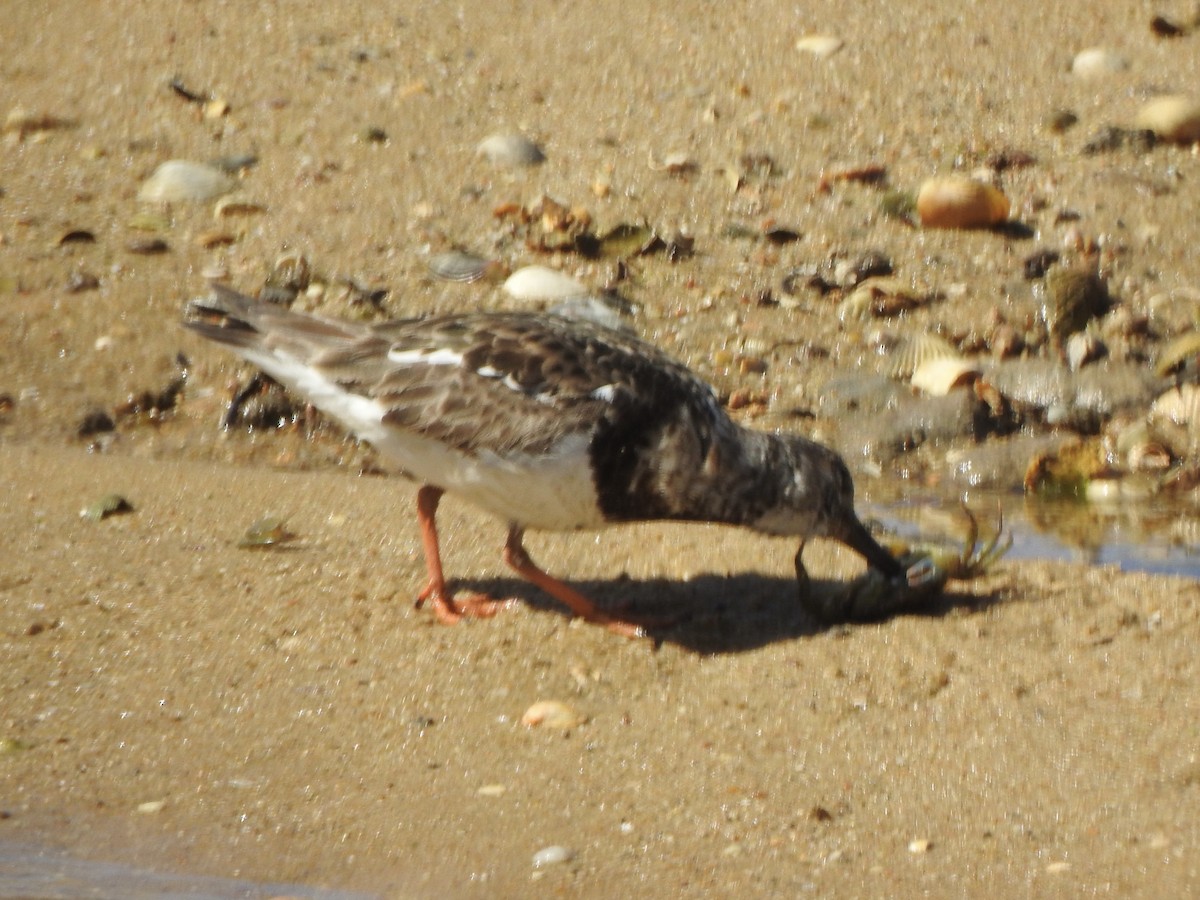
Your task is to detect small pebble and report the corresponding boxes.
[1070,47,1128,78]
[908,838,933,854]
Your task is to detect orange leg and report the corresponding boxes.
[502,526,644,638]
[414,486,509,624]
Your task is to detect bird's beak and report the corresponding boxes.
[838,516,904,578]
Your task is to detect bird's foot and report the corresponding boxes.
[416,583,514,624]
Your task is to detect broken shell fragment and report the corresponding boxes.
[503,265,588,301]
[1133,95,1200,143]
[81,494,134,521]
[520,700,586,730]
[1154,330,1200,379]
[916,175,1010,229]
[138,160,236,203]
[238,516,296,549]
[477,132,545,167]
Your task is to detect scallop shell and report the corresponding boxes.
[876,332,964,381]
[916,175,1010,229]
[910,357,981,396]
[503,265,588,301]
[1070,47,1129,78]
[1134,95,1200,143]
[427,250,491,283]
[138,160,236,203]
[477,133,545,167]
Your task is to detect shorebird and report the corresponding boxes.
[183,284,904,635]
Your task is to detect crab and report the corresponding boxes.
[799,504,1013,624]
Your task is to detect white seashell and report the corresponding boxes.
[1150,384,1200,427]
[503,265,588,301]
[910,357,981,396]
[478,132,545,167]
[138,160,236,203]
[916,175,1010,229]
[1134,95,1200,144]
[532,845,575,868]
[795,34,844,58]
[1070,47,1129,78]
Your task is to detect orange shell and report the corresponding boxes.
[916,176,1010,229]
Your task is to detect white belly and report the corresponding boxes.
[239,346,606,531]
[374,426,606,531]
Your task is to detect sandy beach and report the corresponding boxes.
[2,2,1199,896]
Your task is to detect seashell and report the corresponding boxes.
[1070,48,1129,78]
[55,229,95,246]
[1133,95,1200,143]
[195,231,236,249]
[477,132,545,167]
[838,277,931,321]
[237,516,296,549]
[875,332,964,381]
[1126,440,1173,472]
[916,175,1010,229]
[427,250,493,283]
[138,160,236,203]
[80,493,133,521]
[1065,330,1106,371]
[648,151,698,175]
[795,34,844,58]
[910,357,981,396]
[1154,330,1200,379]
[129,210,171,233]
[1150,384,1200,459]
[532,845,575,868]
[520,700,586,730]
[1040,267,1110,347]
[214,197,265,218]
[503,265,588,301]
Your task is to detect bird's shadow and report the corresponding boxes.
[461,572,1006,654]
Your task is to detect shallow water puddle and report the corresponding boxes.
[0,839,377,900]
[874,495,1200,579]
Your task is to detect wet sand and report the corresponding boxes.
[3,1,1200,896]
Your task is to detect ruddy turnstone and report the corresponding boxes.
[183,284,905,635]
